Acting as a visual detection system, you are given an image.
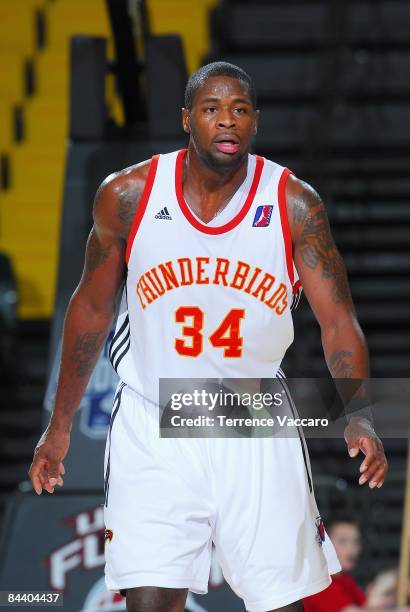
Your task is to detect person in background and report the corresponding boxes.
[366,568,410,611]
[303,514,366,611]
[366,569,398,609]
[304,516,410,612]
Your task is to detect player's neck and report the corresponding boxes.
[182,147,249,223]
[185,146,248,191]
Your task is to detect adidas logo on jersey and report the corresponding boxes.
[155,207,172,220]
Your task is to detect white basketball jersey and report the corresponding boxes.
[109,149,302,404]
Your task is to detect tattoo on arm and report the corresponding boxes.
[88,230,111,268]
[329,349,372,415]
[329,350,354,378]
[70,331,106,377]
[292,183,351,304]
[83,230,112,284]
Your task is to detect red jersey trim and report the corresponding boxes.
[125,154,159,265]
[175,148,264,235]
[278,167,300,293]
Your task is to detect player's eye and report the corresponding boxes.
[205,107,217,113]
[234,108,246,114]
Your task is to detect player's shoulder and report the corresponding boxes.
[98,157,152,200]
[284,171,327,245]
[258,154,319,199]
[92,157,152,239]
[285,173,323,211]
[255,154,292,185]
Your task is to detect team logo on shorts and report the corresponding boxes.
[104,528,113,543]
[253,205,273,227]
[315,517,326,546]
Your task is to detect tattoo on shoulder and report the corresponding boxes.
[291,181,351,304]
[94,163,147,236]
[329,350,354,378]
[117,186,142,227]
[291,185,317,224]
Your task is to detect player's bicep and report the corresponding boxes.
[287,176,356,328]
[74,176,127,313]
[74,225,126,314]
[293,241,353,328]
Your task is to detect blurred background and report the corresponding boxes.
[0,0,409,610]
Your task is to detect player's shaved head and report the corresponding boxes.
[184,61,257,111]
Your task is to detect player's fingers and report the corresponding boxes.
[346,435,360,457]
[41,471,55,494]
[28,459,46,495]
[40,474,63,493]
[359,436,386,470]
[368,446,388,488]
[48,459,62,487]
[357,437,378,471]
[30,473,43,495]
[359,458,382,485]
[43,481,55,494]
[368,463,388,489]
[348,445,360,458]
[45,461,66,492]
[359,450,378,479]
[358,442,387,485]
[359,451,376,474]
[38,472,46,486]
[357,441,376,482]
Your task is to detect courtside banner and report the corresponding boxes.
[159,378,410,438]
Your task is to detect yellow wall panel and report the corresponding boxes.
[0,5,37,54]
[0,101,13,150]
[0,0,113,319]
[148,0,216,73]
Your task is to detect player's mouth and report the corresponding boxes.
[213,134,240,154]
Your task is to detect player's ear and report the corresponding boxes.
[182,108,190,134]
[252,109,260,136]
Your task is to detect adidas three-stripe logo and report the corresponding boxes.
[155,206,172,220]
[109,314,130,373]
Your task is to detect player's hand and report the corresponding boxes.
[28,426,70,495]
[344,416,388,489]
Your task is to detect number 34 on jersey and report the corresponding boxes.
[175,306,245,358]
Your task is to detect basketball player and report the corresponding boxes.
[29,62,388,612]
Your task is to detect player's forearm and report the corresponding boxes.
[321,317,371,416]
[321,316,369,379]
[49,294,115,432]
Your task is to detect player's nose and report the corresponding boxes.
[217,111,236,129]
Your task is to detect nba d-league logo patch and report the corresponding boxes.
[253,205,273,227]
[315,516,326,546]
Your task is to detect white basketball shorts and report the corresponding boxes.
[103,382,341,612]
